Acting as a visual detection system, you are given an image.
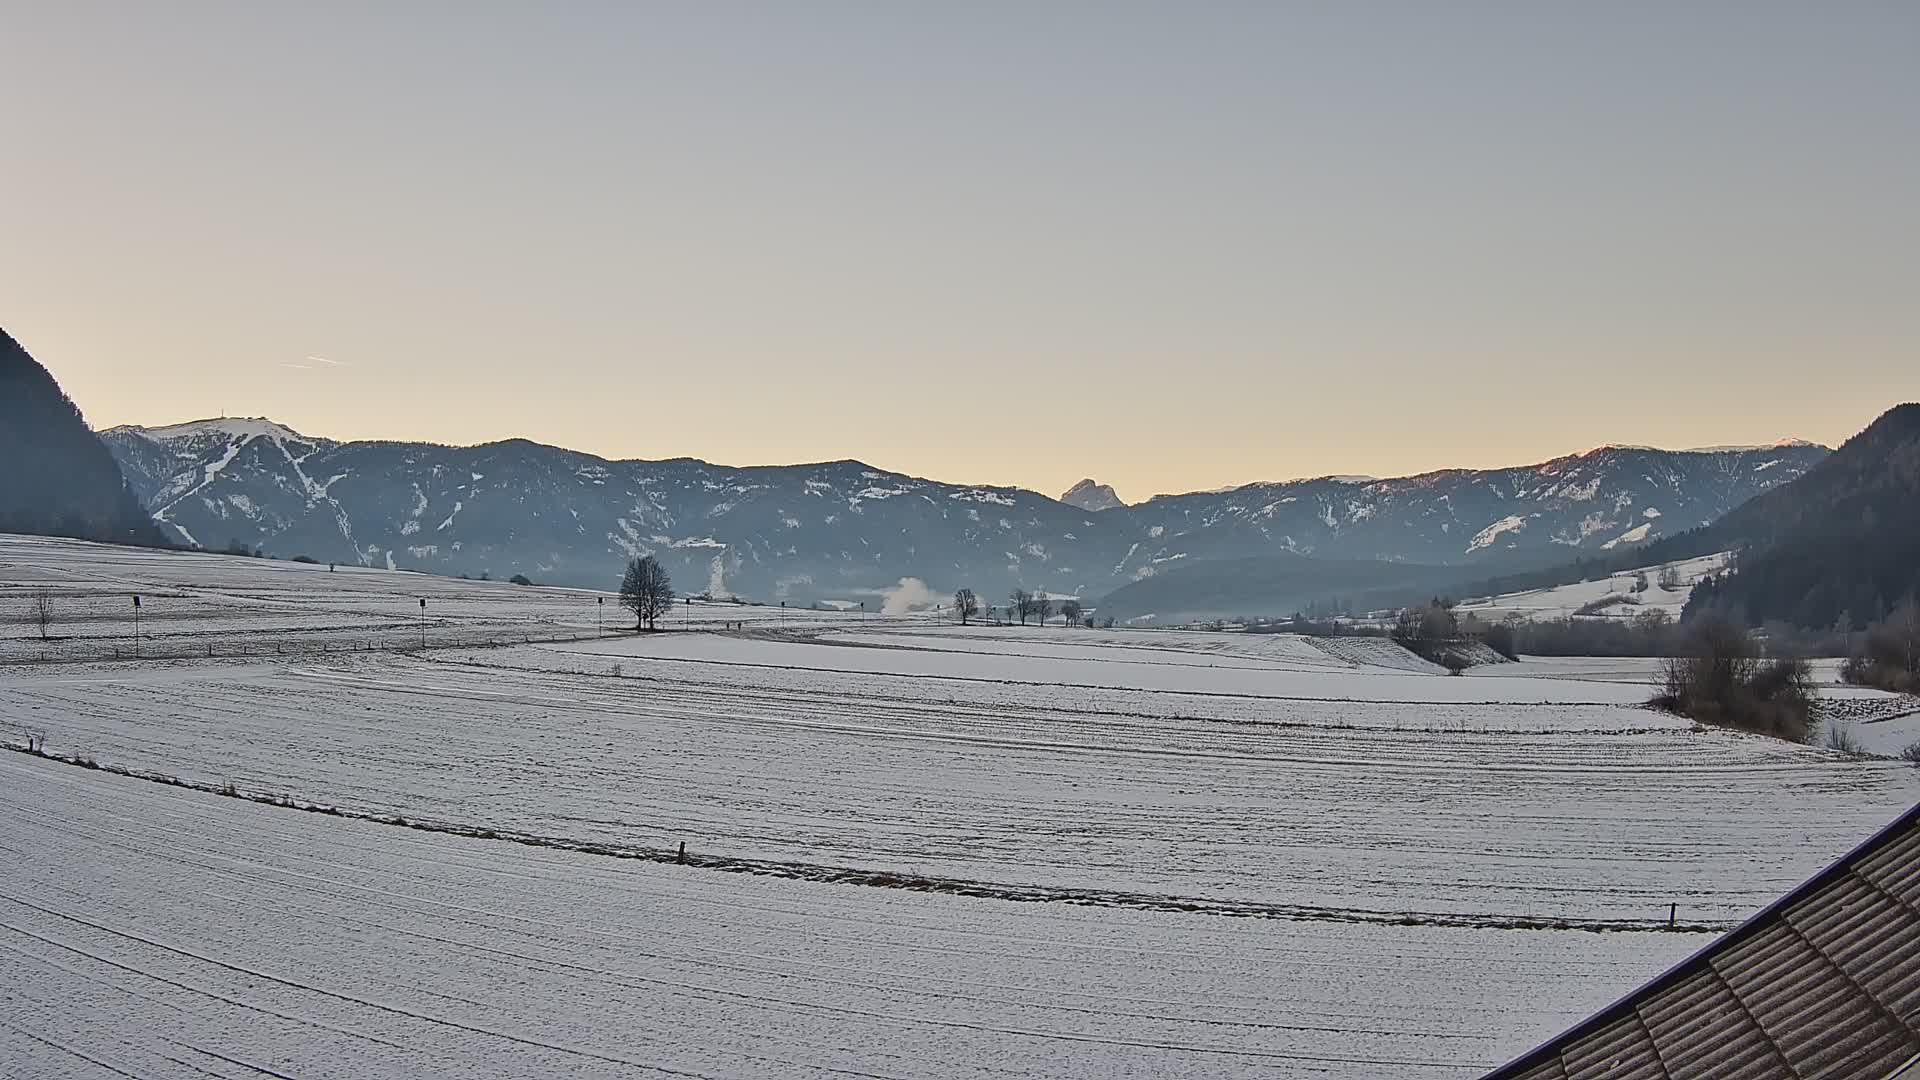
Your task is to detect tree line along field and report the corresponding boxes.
[4,533,1919,1078]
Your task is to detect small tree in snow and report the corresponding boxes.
[1033,594,1054,626]
[1060,599,1083,628]
[619,556,674,631]
[31,589,53,640]
[1009,588,1032,626]
[954,588,979,625]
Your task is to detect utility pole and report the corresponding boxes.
[597,595,604,636]
[132,594,141,657]
[419,597,427,649]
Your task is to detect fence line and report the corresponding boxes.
[4,627,613,665]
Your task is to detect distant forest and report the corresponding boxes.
[1683,407,1920,630]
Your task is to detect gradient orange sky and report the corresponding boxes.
[4,4,1915,500]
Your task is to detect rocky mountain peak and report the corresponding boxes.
[1060,478,1124,512]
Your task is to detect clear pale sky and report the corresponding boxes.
[4,3,1915,500]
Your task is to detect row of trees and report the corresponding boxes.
[618,565,1101,632]
[952,588,1089,627]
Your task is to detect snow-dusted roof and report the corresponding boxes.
[1485,802,1920,1080]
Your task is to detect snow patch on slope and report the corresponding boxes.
[1468,515,1528,553]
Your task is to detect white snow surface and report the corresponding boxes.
[567,628,1650,704]
[3,532,1918,1078]
[0,751,1694,1080]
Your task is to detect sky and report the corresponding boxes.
[3,3,1916,501]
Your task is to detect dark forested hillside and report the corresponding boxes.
[1684,403,1920,629]
[1404,405,1919,632]
[0,329,166,546]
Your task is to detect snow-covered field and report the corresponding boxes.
[1453,552,1728,623]
[1476,653,1890,693]
[0,751,1690,1080]
[4,534,1918,1078]
[562,629,1651,704]
[0,534,878,660]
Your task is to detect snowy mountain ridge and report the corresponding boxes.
[100,418,1829,600]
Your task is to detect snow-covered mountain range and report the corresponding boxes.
[100,418,1828,601]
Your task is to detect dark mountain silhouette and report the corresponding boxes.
[0,329,165,547]
[1683,404,1920,629]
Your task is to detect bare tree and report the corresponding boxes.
[1883,597,1920,675]
[1009,588,1031,626]
[1661,613,1756,708]
[1848,596,1920,692]
[1060,599,1084,627]
[953,588,979,625]
[1391,598,1459,662]
[31,589,53,641]
[1033,594,1053,627]
[619,556,675,631]
[1653,612,1818,740]
[1657,565,1682,592]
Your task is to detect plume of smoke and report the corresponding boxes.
[880,577,941,616]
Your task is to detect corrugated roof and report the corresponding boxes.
[1486,802,1920,1080]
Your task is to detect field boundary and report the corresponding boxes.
[0,627,612,666]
